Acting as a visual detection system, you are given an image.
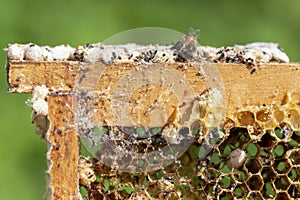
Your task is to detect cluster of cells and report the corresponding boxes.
[79,94,300,200]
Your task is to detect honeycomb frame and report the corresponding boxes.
[78,93,300,200]
[6,59,300,200]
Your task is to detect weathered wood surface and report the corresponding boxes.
[45,95,79,200]
[8,60,300,114]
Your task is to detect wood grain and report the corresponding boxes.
[45,95,80,200]
[7,60,300,120]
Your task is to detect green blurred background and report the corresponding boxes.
[0,0,299,199]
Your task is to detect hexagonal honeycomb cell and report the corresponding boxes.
[247,174,264,191]
[233,183,249,198]
[78,93,300,199]
[273,159,291,174]
[262,182,276,199]
[274,175,290,190]
[261,166,276,183]
[248,191,264,200]
[245,158,262,174]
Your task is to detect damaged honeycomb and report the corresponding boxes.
[78,92,300,200]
